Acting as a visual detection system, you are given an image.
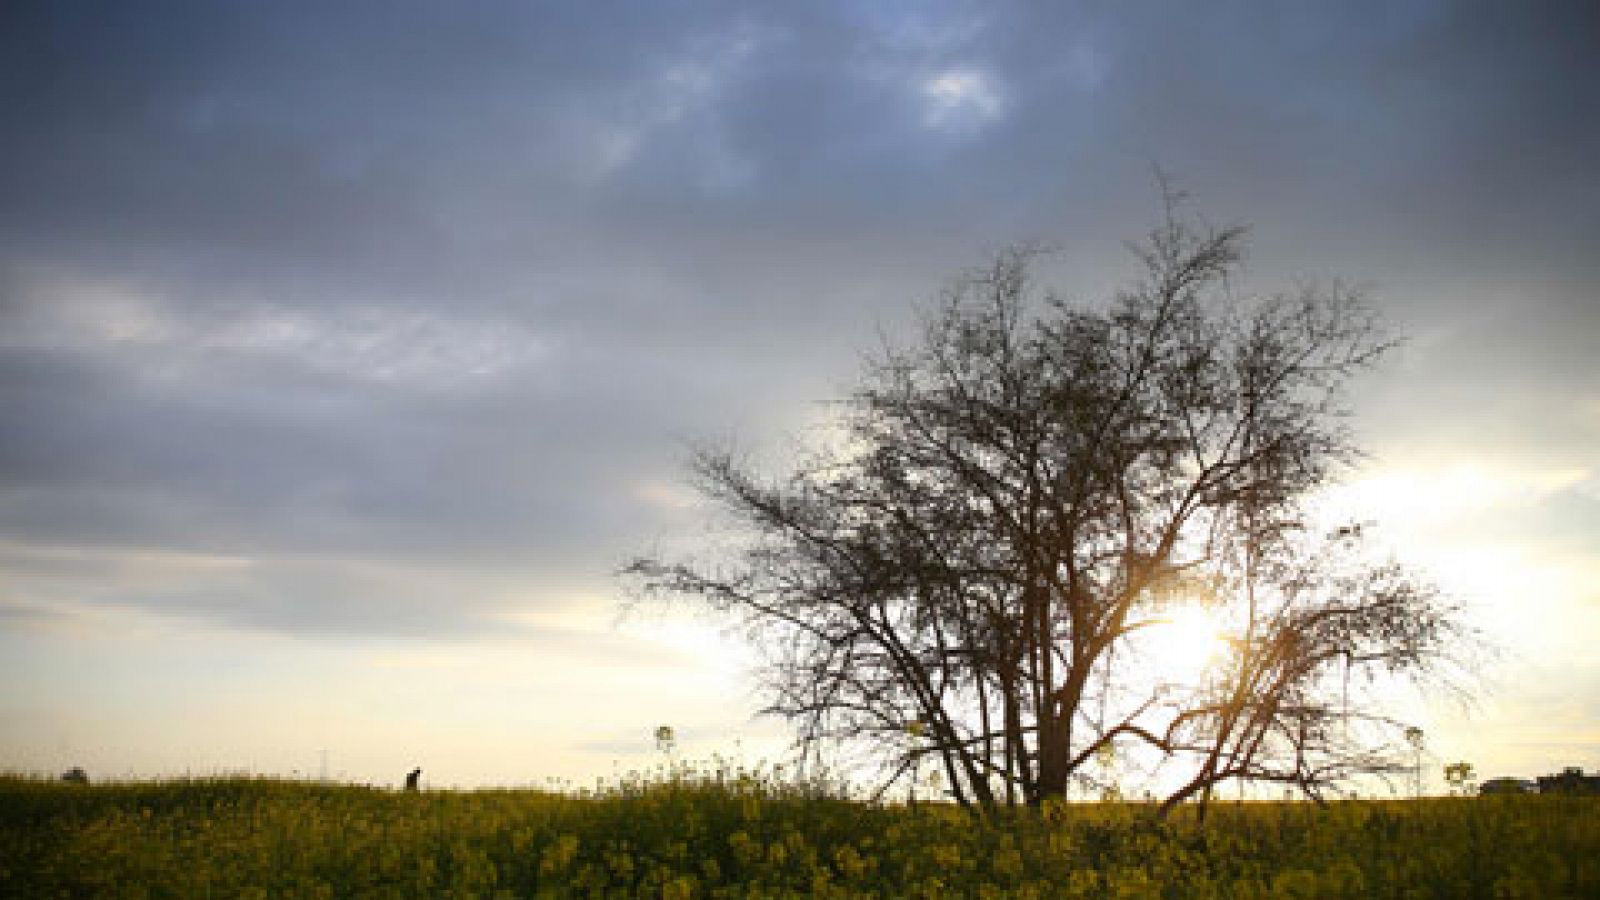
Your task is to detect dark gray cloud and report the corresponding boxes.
[1,1,1595,636]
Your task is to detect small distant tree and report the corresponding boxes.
[627,185,1467,815]
[654,725,676,756]
[1405,727,1427,796]
[1444,761,1475,796]
[1095,740,1122,802]
[903,718,927,803]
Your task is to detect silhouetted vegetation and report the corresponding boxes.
[1537,767,1600,796]
[628,188,1468,816]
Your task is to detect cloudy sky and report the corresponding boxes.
[2,1,1596,789]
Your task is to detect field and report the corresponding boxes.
[2,772,1596,898]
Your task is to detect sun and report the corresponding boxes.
[1140,605,1226,685]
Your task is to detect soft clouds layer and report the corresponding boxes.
[1,0,1595,780]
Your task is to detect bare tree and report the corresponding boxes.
[626,188,1464,814]
[1157,525,1463,820]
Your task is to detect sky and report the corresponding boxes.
[1,1,1596,791]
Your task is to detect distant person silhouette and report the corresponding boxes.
[404,767,421,792]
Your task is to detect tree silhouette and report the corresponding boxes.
[627,187,1465,813]
[1444,761,1475,796]
[1406,726,1427,797]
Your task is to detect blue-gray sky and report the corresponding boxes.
[2,1,1597,787]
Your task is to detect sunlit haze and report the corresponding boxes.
[1,2,1596,792]
[1140,607,1226,689]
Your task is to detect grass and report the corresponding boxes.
[2,770,1596,898]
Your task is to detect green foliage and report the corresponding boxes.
[2,772,1596,897]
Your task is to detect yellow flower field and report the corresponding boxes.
[2,773,1595,898]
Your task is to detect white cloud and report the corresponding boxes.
[205,306,547,385]
[8,269,549,388]
[919,68,1006,132]
[1,270,177,346]
[630,478,701,512]
[1316,462,1592,533]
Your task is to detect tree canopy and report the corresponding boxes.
[627,193,1464,815]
